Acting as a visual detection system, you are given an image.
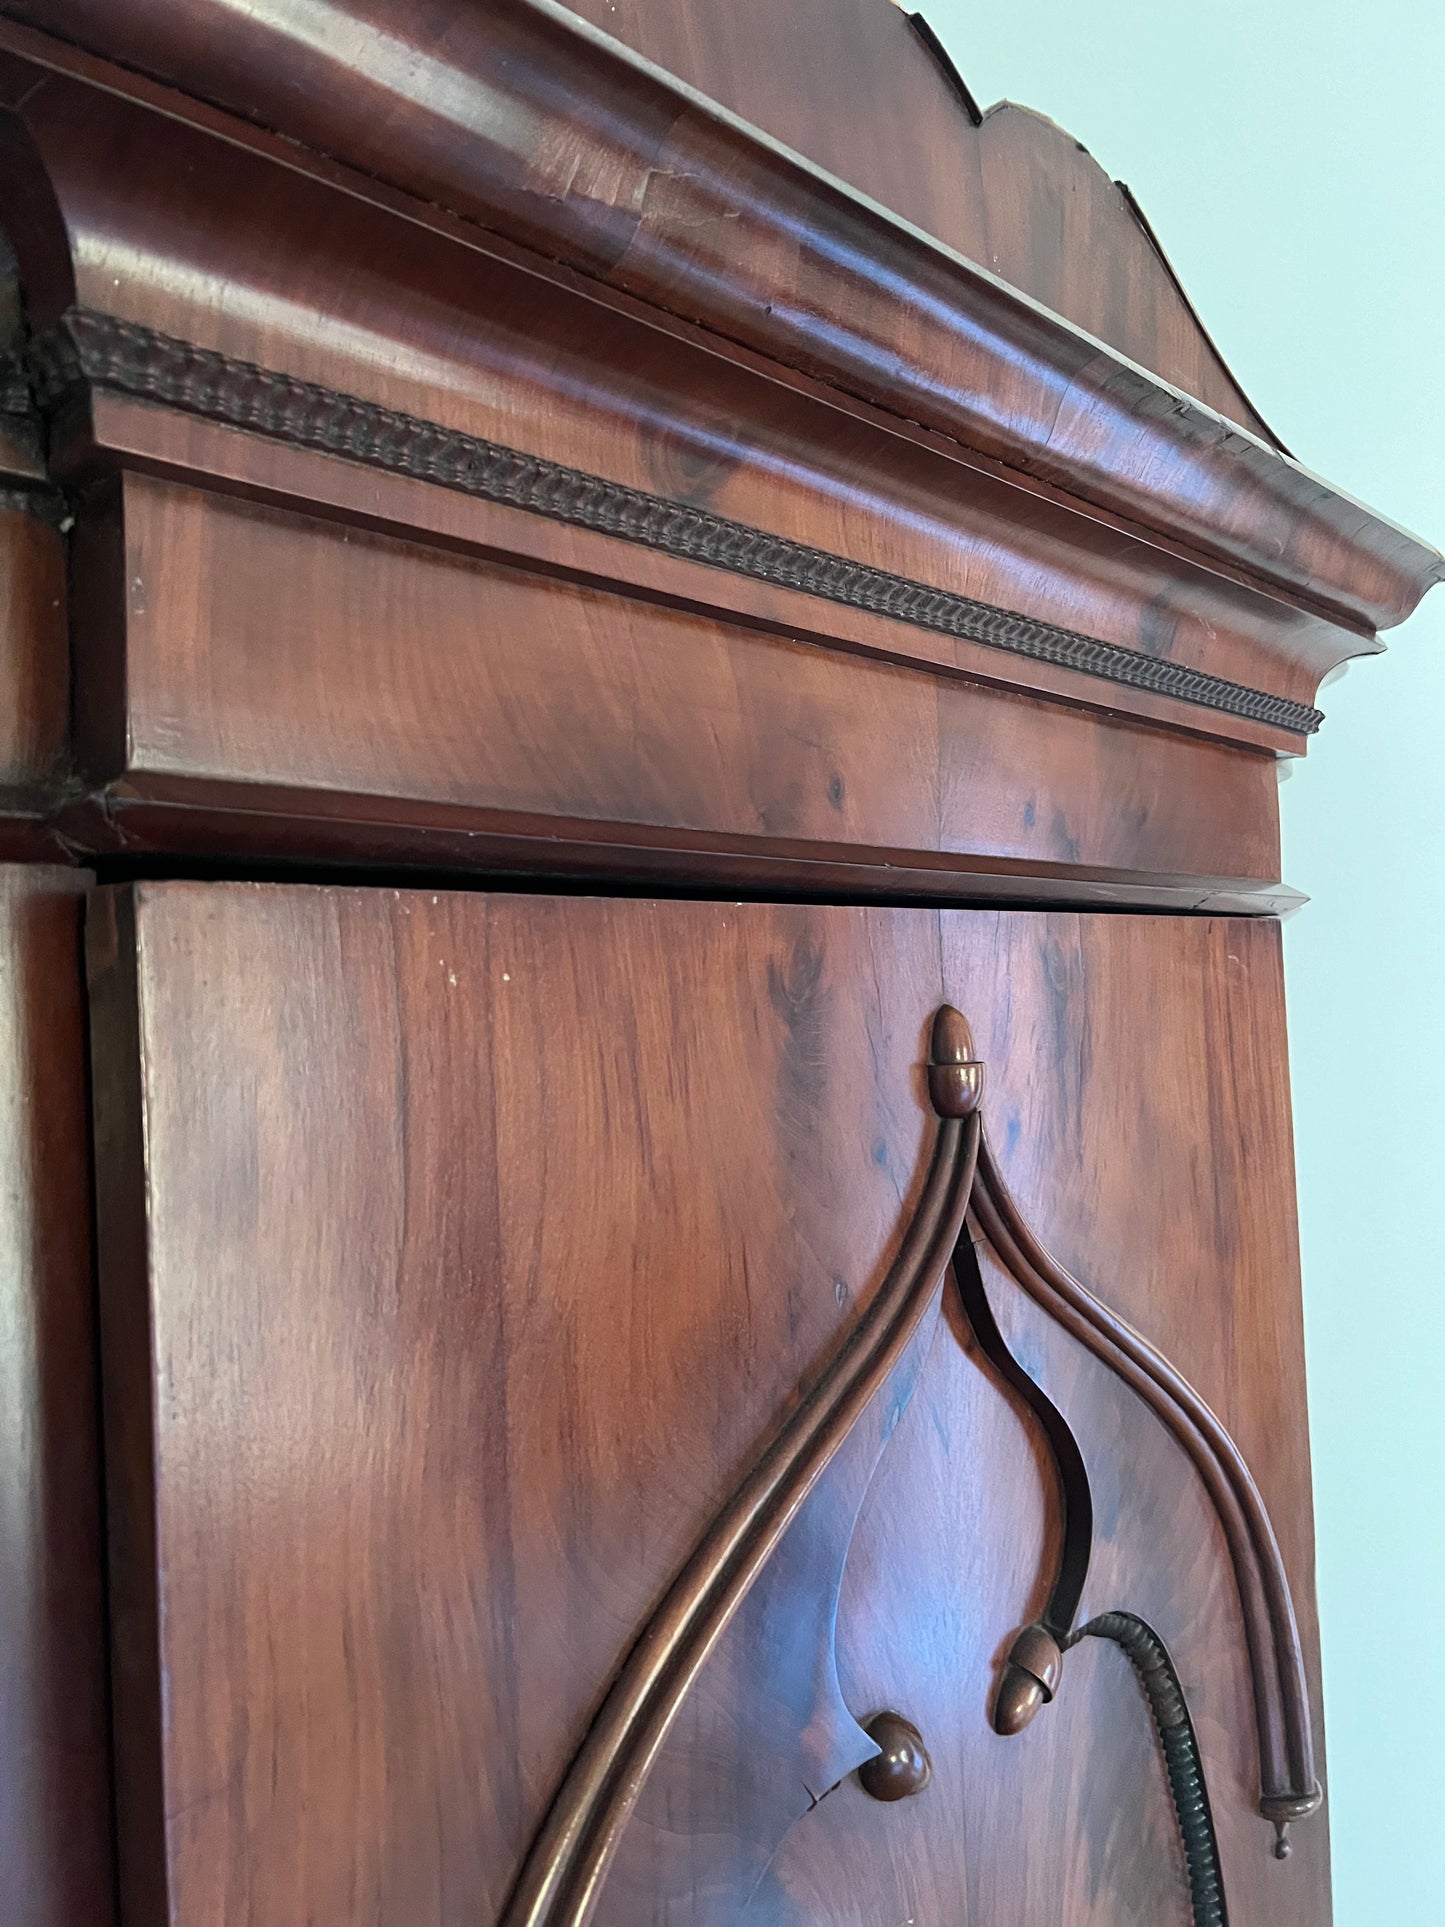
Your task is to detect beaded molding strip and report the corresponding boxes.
[29,308,1324,735]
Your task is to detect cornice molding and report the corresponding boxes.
[2,0,1439,636]
[33,309,1325,736]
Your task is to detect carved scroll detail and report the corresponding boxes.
[502,1008,984,1927]
[967,1128,1322,1850]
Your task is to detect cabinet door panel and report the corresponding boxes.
[87,886,1325,1927]
[597,913,1326,1927]
[87,883,948,1926]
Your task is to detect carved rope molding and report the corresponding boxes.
[501,1008,984,1927]
[966,1129,1323,1849]
[27,310,1324,736]
[11,0,1438,633]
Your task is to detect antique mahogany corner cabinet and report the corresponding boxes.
[0,3,1438,1925]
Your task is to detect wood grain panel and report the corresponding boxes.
[88,886,1325,1926]
[0,865,114,1927]
[69,365,1343,747]
[750,914,1327,1927]
[0,507,68,797]
[86,882,949,1926]
[78,473,1286,905]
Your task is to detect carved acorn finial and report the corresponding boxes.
[931,1003,975,1064]
[929,1005,984,1117]
[993,1623,1063,1736]
[1260,1784,1322,1859]
[995,1666,1046,1737]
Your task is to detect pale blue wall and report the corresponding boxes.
[920,5,1445,1919]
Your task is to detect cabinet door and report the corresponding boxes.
[87,885,1326,1927]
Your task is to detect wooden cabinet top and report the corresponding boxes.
[0,0,1437,893]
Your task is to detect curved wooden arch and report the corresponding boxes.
[501,1007,984,1927]
[954,1230,1233,1917]
[969,1129,1322,1843]
[508,1009,1322,1924]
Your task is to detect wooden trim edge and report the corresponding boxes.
[32,310,1326,736]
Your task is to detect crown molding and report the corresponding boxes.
[1,0,1438,642]
[0,3,1435,768]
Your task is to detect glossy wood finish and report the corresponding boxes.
[803,914,1325,1927]
[4,1,1434,641]
[601,912,1324,1927]
[86,884,952,1926]
[0,0,1429,897]
[0,0,1430,893]
[0,7,1423,1924]
[564,0,1277,440]
[63,472,1291,909]
[0,501,70,858]
[89,886,1327,1927]
[0,866,114,1927]
[40,315,1326,746]
[38,296,1347,751]
[506,1015,980,1927]
[0,507,67,793]
[970,1126,1319,1832]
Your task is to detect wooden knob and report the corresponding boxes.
[858,1711,932,1801]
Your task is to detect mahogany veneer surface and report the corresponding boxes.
[0,0,1435,891]
[89,883,1325,1927]
[0,8,1425,1927]
[0,507,67,797]
[563,0,1275,437]
[73,473,1284,906]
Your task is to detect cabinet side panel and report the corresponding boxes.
[85,887,169,1927]
[0,866,114,1927]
